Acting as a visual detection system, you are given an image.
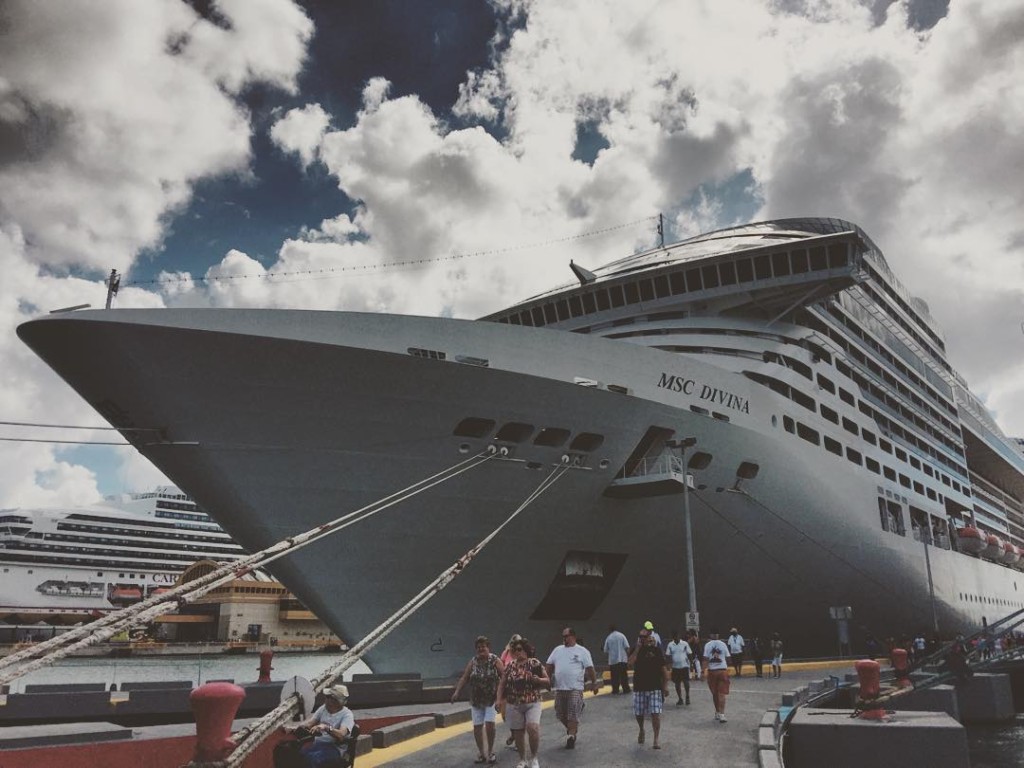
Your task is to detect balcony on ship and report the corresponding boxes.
[604,453,695,498]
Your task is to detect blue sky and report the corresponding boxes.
[2,0,1023,505]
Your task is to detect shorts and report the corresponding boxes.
[706,669,731,696]
[670,668,690,683]
[632,690,664,716]
[554,689,585,723]
[471,704,497,726]
[773,654,784,666]
[504,701,542,730]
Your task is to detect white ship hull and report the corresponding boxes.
[19,308,1022,676]
[0,561,178,618]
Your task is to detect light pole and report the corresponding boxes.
[667,438,698,621]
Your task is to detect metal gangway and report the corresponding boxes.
[857,607,1024,713]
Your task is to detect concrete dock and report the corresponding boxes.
[354,662,849,767]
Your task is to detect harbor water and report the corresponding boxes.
[966,715,1024,766]
[4,651,371,694]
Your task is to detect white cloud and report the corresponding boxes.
[0,0,312,506]
[270,103,330,167]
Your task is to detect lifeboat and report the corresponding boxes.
[957,526,986,554]
[981,534,1004,560]
[1001,542,1021,565]
[110,587,143,602]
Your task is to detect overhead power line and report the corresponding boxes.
[0,437,130,446]
[124,215,658,287]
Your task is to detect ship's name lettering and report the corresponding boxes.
[656,373,750,414]
[151,573,177,584]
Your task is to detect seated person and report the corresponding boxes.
[276,684,355,768]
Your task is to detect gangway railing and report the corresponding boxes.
[858,607,1024,711]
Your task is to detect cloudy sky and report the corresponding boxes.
[1,0,1022,507]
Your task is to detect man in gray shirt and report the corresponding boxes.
[603,624,631,694]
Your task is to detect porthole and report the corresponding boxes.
[495,422,534,443]
[737,462,760,480]
[771,415,778,428]
[689,452,713,470]
[570,433,605,452]
[453,417,496,438]
[534,427,570,447]
[458,443,470,454]
[599,459,610,469]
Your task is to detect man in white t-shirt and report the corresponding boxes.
[727,627,746,677]
[665,629,692,705]
[546,627,599,749]
[703,629,732,723]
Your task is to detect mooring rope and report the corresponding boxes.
[0,448,500,686]
[216,457,575,768]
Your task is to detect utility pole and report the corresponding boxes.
[105,269,120,309]
[923,526,940,635]
[667,437,698,628]
[657,213,665,249]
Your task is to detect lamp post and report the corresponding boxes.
[667,438,698,622]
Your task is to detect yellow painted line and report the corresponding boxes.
[356,696,570,767]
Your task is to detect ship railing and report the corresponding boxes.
[622,453,684,479]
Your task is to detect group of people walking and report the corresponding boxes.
[451,623,786,765]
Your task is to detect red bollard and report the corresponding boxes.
[891,647,912,688]
[258,649,274,683]
[190,682,246,762]
[854,659,886,720]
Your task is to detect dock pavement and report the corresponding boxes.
[354,660,851,767]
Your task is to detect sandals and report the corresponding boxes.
[637,730,645,744]
[475,757,487,764]
[488,755,498,764]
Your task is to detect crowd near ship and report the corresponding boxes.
[17,217,1024,677]
[0,487,244,622]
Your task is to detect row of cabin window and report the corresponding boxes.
[862,262,947,355]
[782,415,951,505]
[800,308,957,421]
[854,282,950,375]
[826,302,960,437]
[38,533,238,553]
[499,244,850,328]
[752,366,967,488]
[65,512,208,532]
[1,543,202,561]
[960,593,1023,608]
[453,417,605,452]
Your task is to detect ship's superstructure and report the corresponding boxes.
[16,218,1024,676]
[0,487,245,620]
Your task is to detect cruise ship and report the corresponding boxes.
[16,218,1024,676]
[0,487,245,621]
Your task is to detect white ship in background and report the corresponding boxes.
[0,487,244,621]
[17,217,1024,677]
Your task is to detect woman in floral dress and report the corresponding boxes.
[452,635,505,764]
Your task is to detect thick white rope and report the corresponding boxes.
[217,458,574,768]
[0,449,497,686]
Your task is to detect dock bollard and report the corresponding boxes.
[190,681,246,762]
[891,647,912,688]
[258,649,274,683]
[854,659,886,720]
